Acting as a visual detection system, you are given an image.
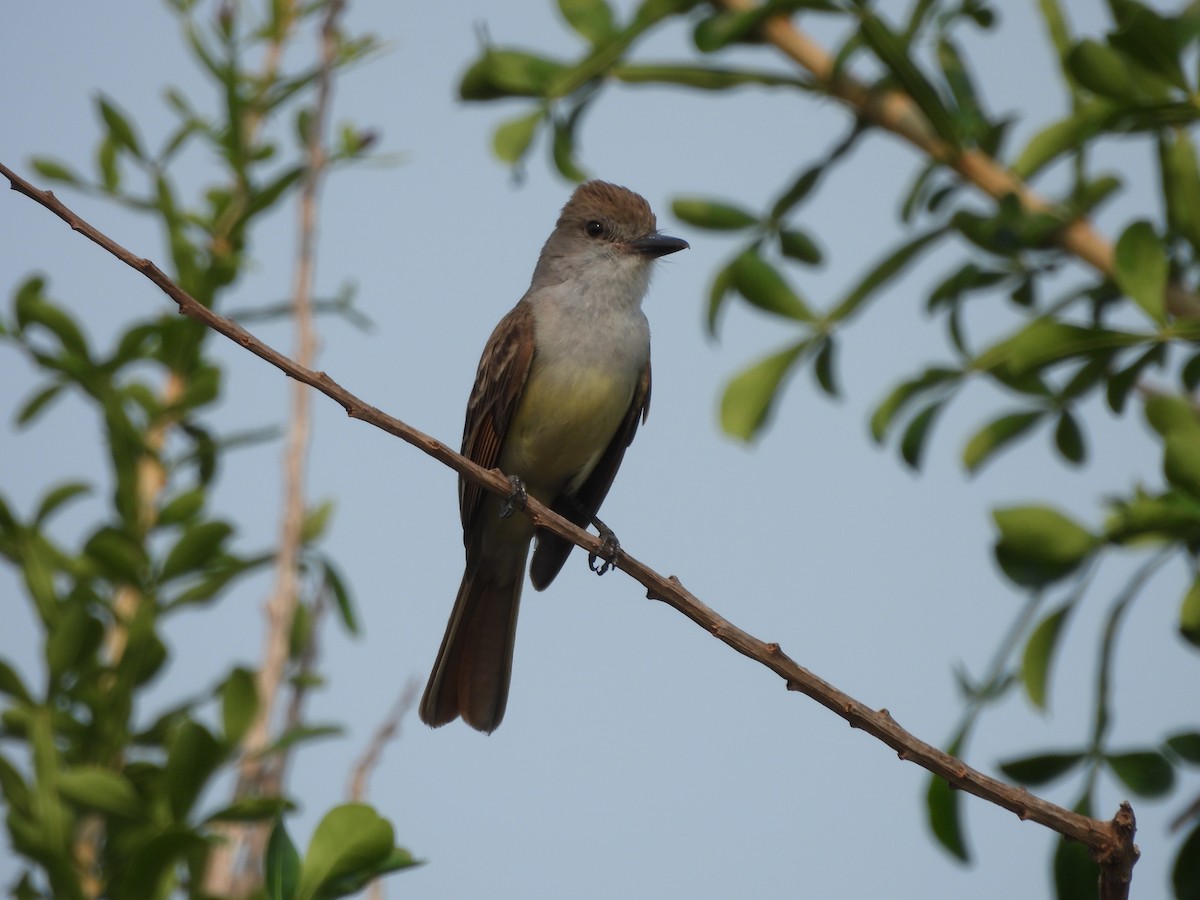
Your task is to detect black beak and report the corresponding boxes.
[629,234,689,257]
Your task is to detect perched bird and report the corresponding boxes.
[419,181,688,732]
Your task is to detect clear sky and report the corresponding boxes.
[2,1,1195,897]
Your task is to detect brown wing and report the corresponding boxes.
[528,359,651,590]
[459,302,536,543]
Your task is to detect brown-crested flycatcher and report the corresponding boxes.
[419,181,688,732]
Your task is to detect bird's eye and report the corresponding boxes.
[585,220,605,238]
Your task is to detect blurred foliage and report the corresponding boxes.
[459,0,1200,895]
[0,1,414,897]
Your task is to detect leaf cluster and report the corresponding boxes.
[2,2,406,897]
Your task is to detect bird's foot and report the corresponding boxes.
[499,475,527,519]
[588,516,621,576]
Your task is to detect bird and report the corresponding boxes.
[419,180,688,732]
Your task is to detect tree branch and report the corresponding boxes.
[715,0,1197,320]
[0,160,1139,899]
[348,679,419,806]
[202,1,344,894]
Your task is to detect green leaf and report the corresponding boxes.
[720,340,809,442]
[0,750,30,814]
[317,846,420,897]
[84,526,146,584]
[97,134,119,192]
[1108,4,1189,92]
[205,795,295,823]
[33,482,91,526]
[1071,173,1122,217]
[974,319,1140,379]
[926,263,1007,312]
[693,10,762,53]
[1179,578,1200,648]
[900,400,945,470]
[935,36,987,143]
[15,382,66,428]
[19,535,59,623]
[926,730,970,861]
[672,198,758,231]
[858,12,959,146]
[492,109,542,165]
[1011,101,1113,179]
[1054,410,1086,465]
[771,162,826,221]
[1022,604,1072,710]
[117,827,206,899]
[1164,432,1200,499]
[615,64,811,91]
[778,228,823,265]
[30,157,82,185]
[157,489,205,527]
[1161,128,1200,253]
[998,751,1085,786]
[0,661,33,704]
[221,667,258,746]
[1037,0,1072,60]
[45,605,104,681]
[97,95,144,158]
[705,259,737,337]
[296,804,395,900]
[14,289,91,359]
[1144,393,1200,439]
[57,767,144,818]
[1106,344,1166,414]
[1165,731,1200,763]
[1114,220,1168,324]
[159,521,233,582]
[1174,821,1200,900]
[302,499,335,543]
[558,0,615,44]
[828,227,946,322]
[321,558,359,636]
[266,819,302,900]
[812,337,838,397]
[962,410,1044,474]
[1067,39,1140,102]
[870,366,960,442]
[993,505,1096,588]
[459,50,567,100]
[551,114,589,182]
[1105,750,1175,797]
[1054,798,1100,900]
[165,721,223,821]
[729,251,814,322]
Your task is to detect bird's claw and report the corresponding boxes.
[588,521,621,576]
[499,475,527,519]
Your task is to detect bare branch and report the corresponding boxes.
[203,0,344,894]
[349,679,420,805]
[0,159,1140,897]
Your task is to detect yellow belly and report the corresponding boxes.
[499,363,634,502]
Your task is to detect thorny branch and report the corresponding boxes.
[0,160,1140,899]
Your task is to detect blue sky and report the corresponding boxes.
[2,1,1195,897]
